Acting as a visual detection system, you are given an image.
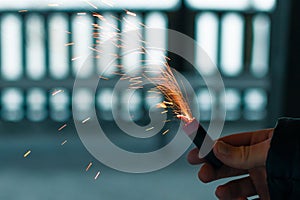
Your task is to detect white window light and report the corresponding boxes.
[26,14,46,80]
[1,15,22,80]
[0,0,179,10]
[220,14,244,76]
[251,14,271,77]
[196,13,219,76]
[72,15,93,78]
[49,14,69,79]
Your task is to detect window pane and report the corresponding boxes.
[49,88,70,121]
[1,88,24,121]
[96,13,118,78]
[251,14,271,77]
[221,89,241,121]
[1,15,22,80]
[196,13,219,76]
[72,15,93,78]
[220,14,244,76]
[27,88,47,121]
[251,0,276,11]
[186,0,276,11]
[121,14,143,76]
[145,12,168,74]
[244,88,267,120]
[73,88,94,121]
[49,14,69,79]
[0,0,180,10]
[26,14,46,80]
[186,0,250,10]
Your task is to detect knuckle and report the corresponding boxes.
[238,146,251,169]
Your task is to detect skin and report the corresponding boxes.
[188,128,274,200]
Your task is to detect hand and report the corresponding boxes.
[188,128,274,200]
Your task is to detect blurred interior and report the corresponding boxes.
[0,0,299,199]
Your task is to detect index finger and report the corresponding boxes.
[187,148,205,164]
[219,128,273,146]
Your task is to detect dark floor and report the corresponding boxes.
[0,121,266,200]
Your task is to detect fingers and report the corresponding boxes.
[213,139,271,170]
[198,163,247,183]
[219,128,274,146]
[188,129,273,166]
[215,176,256,200]
[249,168,270,200]
[187,148,205,164]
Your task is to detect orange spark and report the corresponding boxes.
[94,171,101,180]
[61,140,67,146]
[101,0,114,7]
[58,124,67,131]
[84,0,98,9]
[162,130,170,135]
[18,10,28,13]
[82,117,91,124]
[71,56,81,61]
[145,61,193,121]
[125,10,137,17]
[24,150,31,158]
[86,162,93,171]
[146,127,154,131]
[52,89,63,96]
[161,110,168,114]
[64,42,74,46]
[156,102,167,109]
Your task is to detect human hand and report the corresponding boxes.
[188,128,274,200]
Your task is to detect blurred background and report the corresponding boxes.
[0,0,299,199]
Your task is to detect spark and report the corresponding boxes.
[125,10,137,17]
[65,31,72,34]
[144,60,193,121]
[77,12,87,16]
[86,162,93,171]
[92,23,103,30]
[58,124,67,131]
[110,15,122,22]
[139,22,147,27]
[122,17,139,30]
[92,13,106,21]
[82,117,91,124]
[165,56,171,61]
[71,56,81,61]
[101,0,114,7]
[52,89,63,96]
[144,70,161,74]
[88,46,102,53]
[156,102,167,109]
[129,86,143,90]
[146,127,154,131]
[161,110,168,114]
[84,0,98,9]
[24,150,31,158]
[94,171,101,180]
[18,10,28,13]
[163,119,171,123]
[61,140,67,146]
[99,76,109,80]
[163,101,174,106]
[162,129,170,136]
[65,42,74,46]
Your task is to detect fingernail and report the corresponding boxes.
[216,141,229,155]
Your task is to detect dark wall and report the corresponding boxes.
[284,0,300,117]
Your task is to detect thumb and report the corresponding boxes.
[213,140,271,170]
